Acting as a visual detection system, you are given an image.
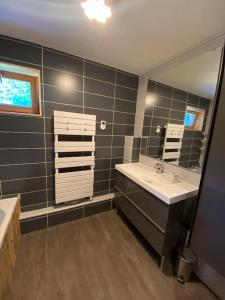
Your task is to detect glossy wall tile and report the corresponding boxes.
[0,35,139,212]
[143,80,210,168]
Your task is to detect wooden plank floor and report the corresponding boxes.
[9,211,217,300]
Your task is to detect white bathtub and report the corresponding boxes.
[0,197,18,248]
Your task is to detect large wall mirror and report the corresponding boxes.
[141,47,222,173]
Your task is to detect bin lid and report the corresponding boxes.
[181,248,196,263]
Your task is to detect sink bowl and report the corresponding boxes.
[141,172,179,187]
[123,164,179,187]
[141,174,162,186]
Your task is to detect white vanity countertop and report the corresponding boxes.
[115,163,199,205]
[0,197,18,248]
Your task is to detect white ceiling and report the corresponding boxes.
[1,0,225,75]
[152,48,222,99]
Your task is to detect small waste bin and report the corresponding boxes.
[177,248,196,284]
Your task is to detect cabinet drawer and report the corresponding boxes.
[115,195,165,255]
[115,171,169,231]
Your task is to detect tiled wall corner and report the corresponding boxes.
[132,137,141,162]
[123,136,133,163]
[123,136,142,163]
[140,137,148,155]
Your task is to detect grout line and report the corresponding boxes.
[4,189,46,197]
[146,81,156,155]
[41,45,49,214]
[44,100,136,114]
[21,203,48,210]
[108,70,117,193]
[85,75,138,91]
[94,178,112,183]
[0,35,42,48]
[0,147,46,150]
[168,87,174,120]
[185,92,193,167]
[96,146,124,149]
[86,59,138,79]
[0,55,42,67]
[42,65,138,91]
[0,126,135,138]
[0,157,124,167]
[42,83,137,103]
[0,113,45,119]
[0,162,46,167]
[0,131,44,134]
[146,105,186,113]
[83,58,85,114]
[2,175,46,182]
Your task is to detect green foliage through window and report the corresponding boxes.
[0,77,32,108]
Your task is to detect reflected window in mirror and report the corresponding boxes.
[140,47,222,173]
[184,106,206,131]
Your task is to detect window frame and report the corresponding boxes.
[0,70,40,115]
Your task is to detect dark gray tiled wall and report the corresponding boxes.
[132,137,141,162]
[20,199,113,233]
[0,35,139,213]
[142,80,210,168]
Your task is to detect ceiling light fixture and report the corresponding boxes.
[81,0,112,23]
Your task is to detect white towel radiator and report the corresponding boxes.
[54,111,96,204]
[162,123,184,164]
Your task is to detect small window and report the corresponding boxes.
[184,106,205,131]
[184,111,198,127]
[0,63,41,115]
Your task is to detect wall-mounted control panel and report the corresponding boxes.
[100,120,107,131]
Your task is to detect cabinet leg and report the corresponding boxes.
[160,255,174,275]
[160,256,165,272]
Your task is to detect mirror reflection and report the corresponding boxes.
[141,47,222,173]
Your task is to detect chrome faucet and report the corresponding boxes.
[154,162,164,174]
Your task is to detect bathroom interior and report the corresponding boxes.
[0,1,225,299]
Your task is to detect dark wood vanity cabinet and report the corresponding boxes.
[115,171,196,274]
